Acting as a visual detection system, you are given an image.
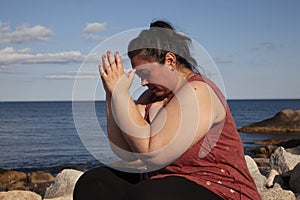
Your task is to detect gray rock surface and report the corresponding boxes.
[245,155,267,192]
[260,183,296,200]
[44,169,83,199]
[270,147,300,174]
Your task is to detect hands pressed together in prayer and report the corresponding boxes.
[98,50,136,95]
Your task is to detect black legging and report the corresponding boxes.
[73,167,223,200]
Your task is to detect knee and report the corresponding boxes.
[73,167,109,200]
[73,170,91,200]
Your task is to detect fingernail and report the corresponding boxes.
[107,50,111,54]
[102,55,106,59]
[116,51,119,55]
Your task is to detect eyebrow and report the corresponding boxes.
[135,68,149,77]
[135,67,149,73]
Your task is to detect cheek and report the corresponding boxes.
[151,76,176,90]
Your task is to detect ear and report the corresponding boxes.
[164,52,177,67]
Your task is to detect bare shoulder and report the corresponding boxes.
[187,80,226,123]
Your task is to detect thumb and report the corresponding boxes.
[127,69,136,82]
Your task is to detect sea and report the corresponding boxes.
[0,100,300,173]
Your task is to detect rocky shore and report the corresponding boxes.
[0,168,83,200]
[239,109,300,199]
[1,142,299,200]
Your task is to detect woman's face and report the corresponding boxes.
[131,55,177,97]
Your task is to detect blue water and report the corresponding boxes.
[0,100,300,171]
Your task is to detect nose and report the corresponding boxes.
[141,78,149,86]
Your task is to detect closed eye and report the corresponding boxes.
[136,70,150,79]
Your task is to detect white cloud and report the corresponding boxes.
[0,47,85,65]
[83,22,106,33]
[46,70,99,79]
[0,23,53,44]
[46,74,98,79]
[83,33,108,41]
[83,22,107,41]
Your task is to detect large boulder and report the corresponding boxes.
[0,190,41,200]
[245,155,266,192]
[270,147,300,174]
[44,169,83,199]
[289,163,300,194]
[259,183,296,200]
[238,109,300,133]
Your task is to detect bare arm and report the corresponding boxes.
[105,93,138,161]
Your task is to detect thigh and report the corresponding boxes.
[122,176,223,200]
[73,166,140,200]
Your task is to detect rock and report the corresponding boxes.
[6,181,29,191]
[44,169,83,199]
[260,183,296,200]
[254,157,270,170]
[238,109,300,133]
[286,146,300,155]
[44,195,73,200]
[29,171,55,183]
[245,155,266,192]
[278,139,300,149]
[270,147,300,174]
[266,169,280,188]
[246,154,297,199]
[29,182,53,198]
[27,171,55,198]
[0,190,41,200]
[248,144,276,158]
[289,163,300,194]
[0,169,27,190]
[255,138,291,145]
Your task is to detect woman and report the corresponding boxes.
[73,20,261,200]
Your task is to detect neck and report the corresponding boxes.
[174,68,195,89]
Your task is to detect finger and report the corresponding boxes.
[115,51,124,74]
[107,50,117,72]
[102,54,112,74]
[127,69,136,82]
[98,64,106,77]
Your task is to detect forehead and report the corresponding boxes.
[131,55,150,68]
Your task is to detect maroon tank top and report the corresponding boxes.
[143,74,261,200]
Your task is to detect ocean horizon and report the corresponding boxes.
[1,99,300,172]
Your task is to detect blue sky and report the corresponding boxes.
[0,0,299,101]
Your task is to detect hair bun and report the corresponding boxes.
[150,20,174,30]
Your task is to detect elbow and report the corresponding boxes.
[109,142,138,162]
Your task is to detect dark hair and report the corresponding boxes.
[127,20,198,72]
